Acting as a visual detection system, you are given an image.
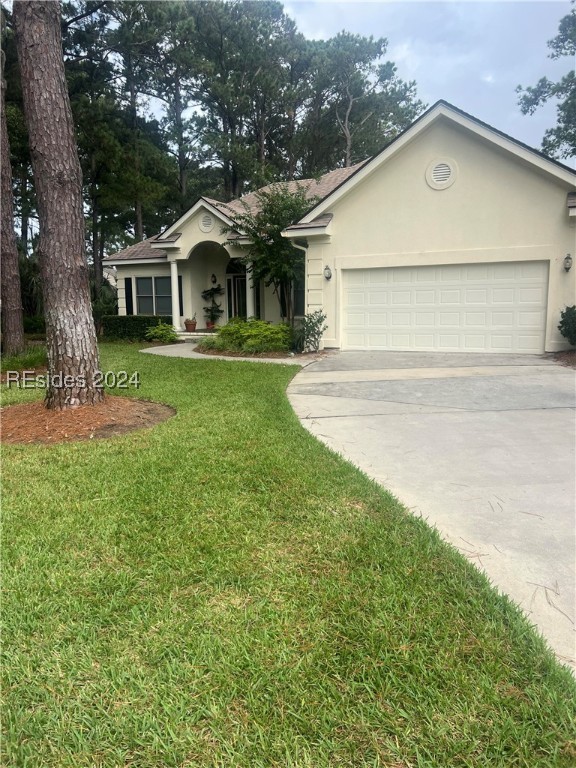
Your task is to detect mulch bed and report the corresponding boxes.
[194,346,334,361]
[552,350,576,369]
[1,395,175,445]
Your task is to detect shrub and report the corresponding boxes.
[198,318,292,354]
[102,315,172,341]
[145,322,179,344]
[293,309,328,352]
[558,306,576,346]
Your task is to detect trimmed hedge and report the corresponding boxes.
[102,315,173,341]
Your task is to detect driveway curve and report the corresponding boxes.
[288,351,576,670]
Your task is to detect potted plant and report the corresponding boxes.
[184,314,197,332]
[201,284,225,329]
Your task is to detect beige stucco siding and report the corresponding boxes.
[309,119,575,350]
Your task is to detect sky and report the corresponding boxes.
[283,0,573,162]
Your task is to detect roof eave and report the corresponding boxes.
[103,256,168,266]
[282,225,332,239]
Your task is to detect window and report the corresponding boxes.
[294,274,305,317]
[280,275,306,319]
[136,276,174,315]
[154,277,172,315]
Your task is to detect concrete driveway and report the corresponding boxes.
[288,352,576,669]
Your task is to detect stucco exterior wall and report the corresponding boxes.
[307,118,575,351]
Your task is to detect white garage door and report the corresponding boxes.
[342,262,548,353]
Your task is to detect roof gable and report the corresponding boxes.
[295,100,576,225]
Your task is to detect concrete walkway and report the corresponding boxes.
[288,351,576,670]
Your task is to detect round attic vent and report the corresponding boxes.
[199,213,214,233]
[425,158,457,190]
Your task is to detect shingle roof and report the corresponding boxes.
[104,163,368,262]
[103,235,168,262]
[205,162,368,218]
[283,213,334,233]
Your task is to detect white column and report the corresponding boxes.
[245,263,255,318]
[170,260,181,330]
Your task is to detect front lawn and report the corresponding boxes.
[2,344,575,767]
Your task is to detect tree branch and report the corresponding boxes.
[63,1,109,30]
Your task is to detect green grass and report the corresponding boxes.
[0,343,47,373]
[2,343,575,767]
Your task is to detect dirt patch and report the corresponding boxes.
[1,395,175,445]
[553,350,576,369]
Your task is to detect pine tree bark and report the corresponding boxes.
[13,0,104,409]
[0,46,25,356]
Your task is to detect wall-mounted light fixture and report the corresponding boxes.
[211,273,217,284]
[564,254,573,272]
[323,265,332,280]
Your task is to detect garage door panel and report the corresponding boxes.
[342,262,548,353]
[464,311,488,327]
[391,290,411,305]
[491,311,514,327]
[415,290,435,304]
[345,291,366,307]
[492,288,515,304]
[438,311,460,326]
[465,289,488,303]
[345,312,368,329]
[439,289,463,304]
[367,292,389,305]
[466,265,488,280]
[440,266,462,281]
[519,287,544,303]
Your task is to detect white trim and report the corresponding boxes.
[104,257,167,266]
[282,225,332,239]
[151,240,180,250]
[170,261,181,331]
[297,104,576,224]
[160,198,235,239]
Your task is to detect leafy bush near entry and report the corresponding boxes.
[102,315,172,340]
[558,306,576,346]
[145,322,179,344]
[293,309,328,353]
[199,318,292,354]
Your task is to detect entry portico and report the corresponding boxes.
[104,199,262,331]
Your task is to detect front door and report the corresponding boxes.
[226,273,247,319]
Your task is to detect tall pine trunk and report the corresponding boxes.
[0,45,25,356]
[14,0,104,409]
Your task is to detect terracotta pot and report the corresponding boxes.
[184,321,197,332]
[206,321,215,330]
